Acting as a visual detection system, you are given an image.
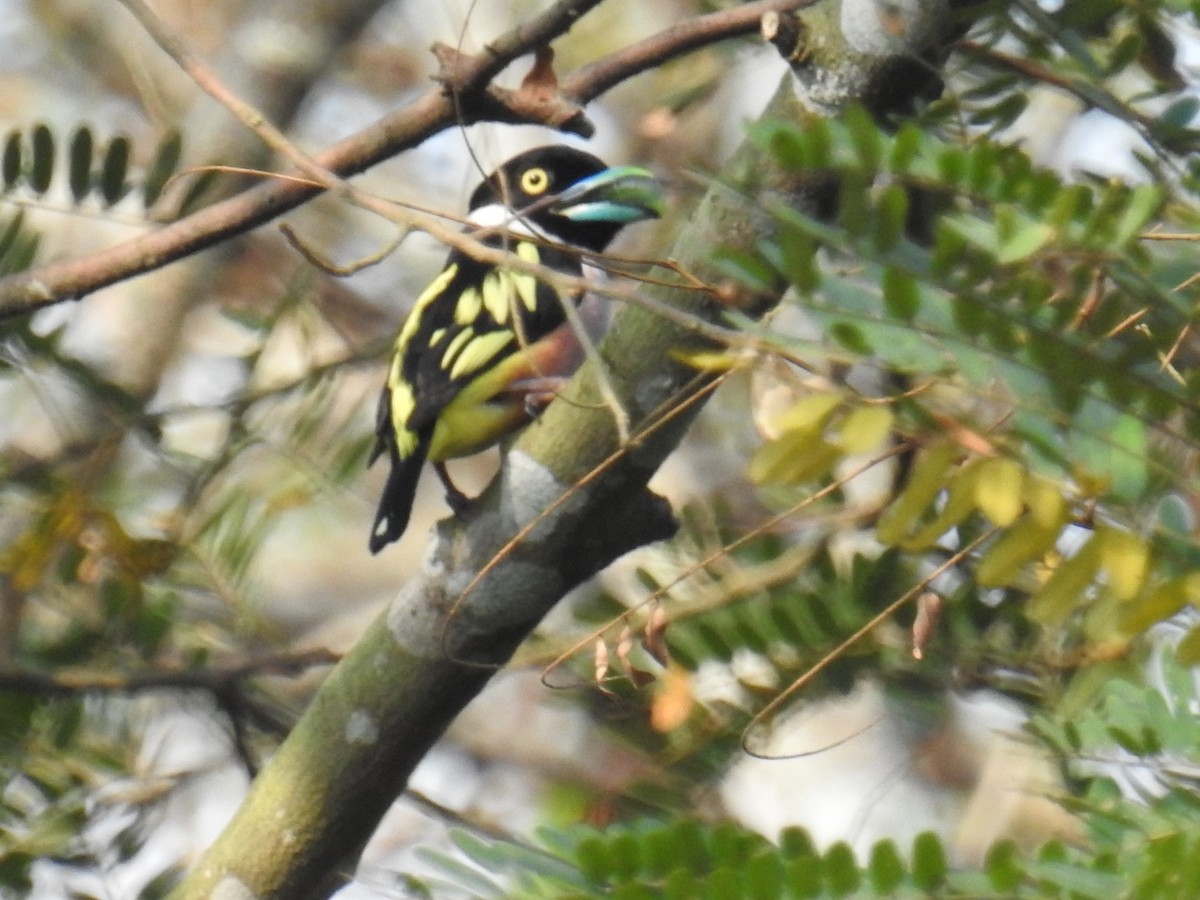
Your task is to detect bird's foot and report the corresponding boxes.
[508,376,571,419]
[434,462,472,517]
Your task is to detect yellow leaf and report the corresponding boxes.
[902,459,982,551]
[976,518,1063,587]
[1119,575,1197,636]
[751,429,818,484]
[1096,526,1149,601]
[1022,475,1066,528]
[670,348,742,371]
[1177,621,1200,666]
[769,392,843,436]
[1027,535,1102,625]
[750,392,847,485]
[750,436,841,486]
[974,457,1024,527]
[876,442,960,546]
[1082,590,1126,645]
[837,405,894,455]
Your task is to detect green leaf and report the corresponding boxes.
[30,123,53,194]
[889,121,921,172]
[100,135,132,206]
[845,104,883,172]
[1027,534,1103,625]
[1110,184,1162,246]
[1,129,20,190]
[1176,621,1200,666]
[995,206,1054,264]
[876,442,959,545]
[1158,95,1200,131]
[868,840,905,892]
[785,856,822,897]
[780,827,816,859]
[822,841,860,897]
[773,220,819,292]
[68,127,93,203]
[882,268,920,321]
[901,458,982,551]
[1121,575,1197,636]
[414,846,505,898]
[829,321,872,355]
[574,836,610,883]
[745,854,786,900]
[911,831,946,890]
[701,868,740,900]
[873,183,908,252]
[143,129,183,206]
[985,840,1023,892]
[716,249,775,292]
[1028,859,1122,898]
[607,833,642,880]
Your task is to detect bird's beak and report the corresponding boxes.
[551,165,665,223]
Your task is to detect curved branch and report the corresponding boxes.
[566,0,808,102]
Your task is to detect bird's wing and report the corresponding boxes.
[399,239,579,436]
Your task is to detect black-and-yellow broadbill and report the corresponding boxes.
[369,145,664,552]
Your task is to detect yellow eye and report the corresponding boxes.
[520,167,550,195]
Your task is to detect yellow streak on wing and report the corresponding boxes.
[456,286,482,325]
[448,329,513,381]
[481,270,511,324]
[513,242,541,311]
[440,327,474,373]
[397,264,458,350]
[429,327,447,346]
[388,380,420,458]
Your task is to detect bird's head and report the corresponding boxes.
[468,145,664,251]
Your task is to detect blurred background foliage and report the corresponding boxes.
[4,0,1200,897]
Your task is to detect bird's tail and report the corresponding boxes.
[369,439,428,554]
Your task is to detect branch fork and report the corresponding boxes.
[432,42,594,136]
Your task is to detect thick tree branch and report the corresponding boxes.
[170,3,969,898]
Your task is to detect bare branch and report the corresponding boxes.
[566,0,810,103]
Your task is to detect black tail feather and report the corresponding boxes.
[369,440,428,553]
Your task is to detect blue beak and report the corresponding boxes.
[552,165,665,223]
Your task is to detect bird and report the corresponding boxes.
[368,145,664,553]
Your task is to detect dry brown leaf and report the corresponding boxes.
[650,666,693,732]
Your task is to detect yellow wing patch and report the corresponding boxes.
[448,329,513,381]
[474,242,543,326]
[397,264,458,350]
[456,286,483,325]
[440,327,474,372]
[388,381,420,457]
[513,242,540,311]
[481,271,510,324]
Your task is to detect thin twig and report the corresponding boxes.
[0,649,340,697]
[538,442,909,687]
[740,528,996,760]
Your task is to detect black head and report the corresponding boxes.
[468,145,663,252]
